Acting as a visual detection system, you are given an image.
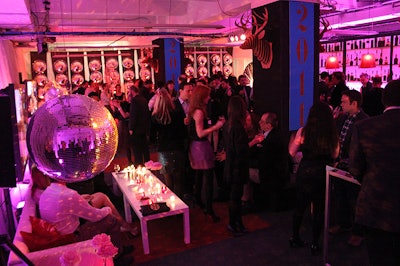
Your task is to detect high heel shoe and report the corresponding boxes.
[289,236,306,248]
[310,243,321,255]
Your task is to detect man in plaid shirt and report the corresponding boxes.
[330,90,369,247]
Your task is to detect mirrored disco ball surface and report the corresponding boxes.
[27,95,118,183]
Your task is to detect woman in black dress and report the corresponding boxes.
[289,102,339,254]
[223,96,250,236]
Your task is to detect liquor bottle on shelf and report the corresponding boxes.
[395,35,398,46]
[385,37,390,47]
[350,72,354,81]
[378,37,385,47]
[351,42,354,50]
[384,56,388,65]
[354,41,358,49]
[394,54,398,65]
[349,55,353,66]
[355,53,359,66]
[371,39,375,48]
[379,53,383,65]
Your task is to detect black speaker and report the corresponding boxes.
[0,94,17,188]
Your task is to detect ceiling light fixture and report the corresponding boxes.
[360,54,376,68]
[58,23,225,30]
[328,13,400,29]
[325,56,339,69]
[359,5,376,69]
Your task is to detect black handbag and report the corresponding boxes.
[140,202,170,216]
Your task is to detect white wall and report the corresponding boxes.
[232,47,252,78]
[0,41,20,89]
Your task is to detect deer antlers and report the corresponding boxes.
[319,16,331,40]
[253,8,268,38]
[235,8,268,39]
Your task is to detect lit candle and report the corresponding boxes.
[170,195,176,202]
[155,183,161,194]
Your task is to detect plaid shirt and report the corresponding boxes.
[339,111,360,160]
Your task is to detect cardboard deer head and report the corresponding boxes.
[235,7,273,69]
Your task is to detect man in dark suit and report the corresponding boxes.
[128,84,150,166]
[174,82,193,198]
[329,71,349,109]
[234,75,253,111]
[317,71,330,103]
[359,72,373,96]
[349,79,400,265]
[257,112,288,211]
[330,90,369,246]
[361,76,385,117]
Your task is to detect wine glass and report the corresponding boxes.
[256,129,264,147]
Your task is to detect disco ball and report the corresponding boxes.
[26,94,118,183]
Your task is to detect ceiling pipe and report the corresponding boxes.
[0,31,226,38]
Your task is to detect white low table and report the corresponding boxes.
[323,165,361,266]
[112,171,190,255]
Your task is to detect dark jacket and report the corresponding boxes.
[223,122,249,184]
[349,109,400,232]
[336,110,369,166]
[153,106,187,152]
[129,94,150,135]
[361,87,385,117]
[330,82,349,108]
[258,128,288,189]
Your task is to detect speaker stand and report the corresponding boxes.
[0,234,34,266]
[2,188,16,239]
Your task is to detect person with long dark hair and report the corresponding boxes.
[188,84,225,222]
[289,102,339,255]
[223,96,250,236]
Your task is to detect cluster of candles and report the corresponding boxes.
[118,164,176,207]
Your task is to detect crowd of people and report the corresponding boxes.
[293,71,400,264]
[29,70,400,265]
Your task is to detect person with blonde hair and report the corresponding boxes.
[188,84,225,222]
[152,88,187,196]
